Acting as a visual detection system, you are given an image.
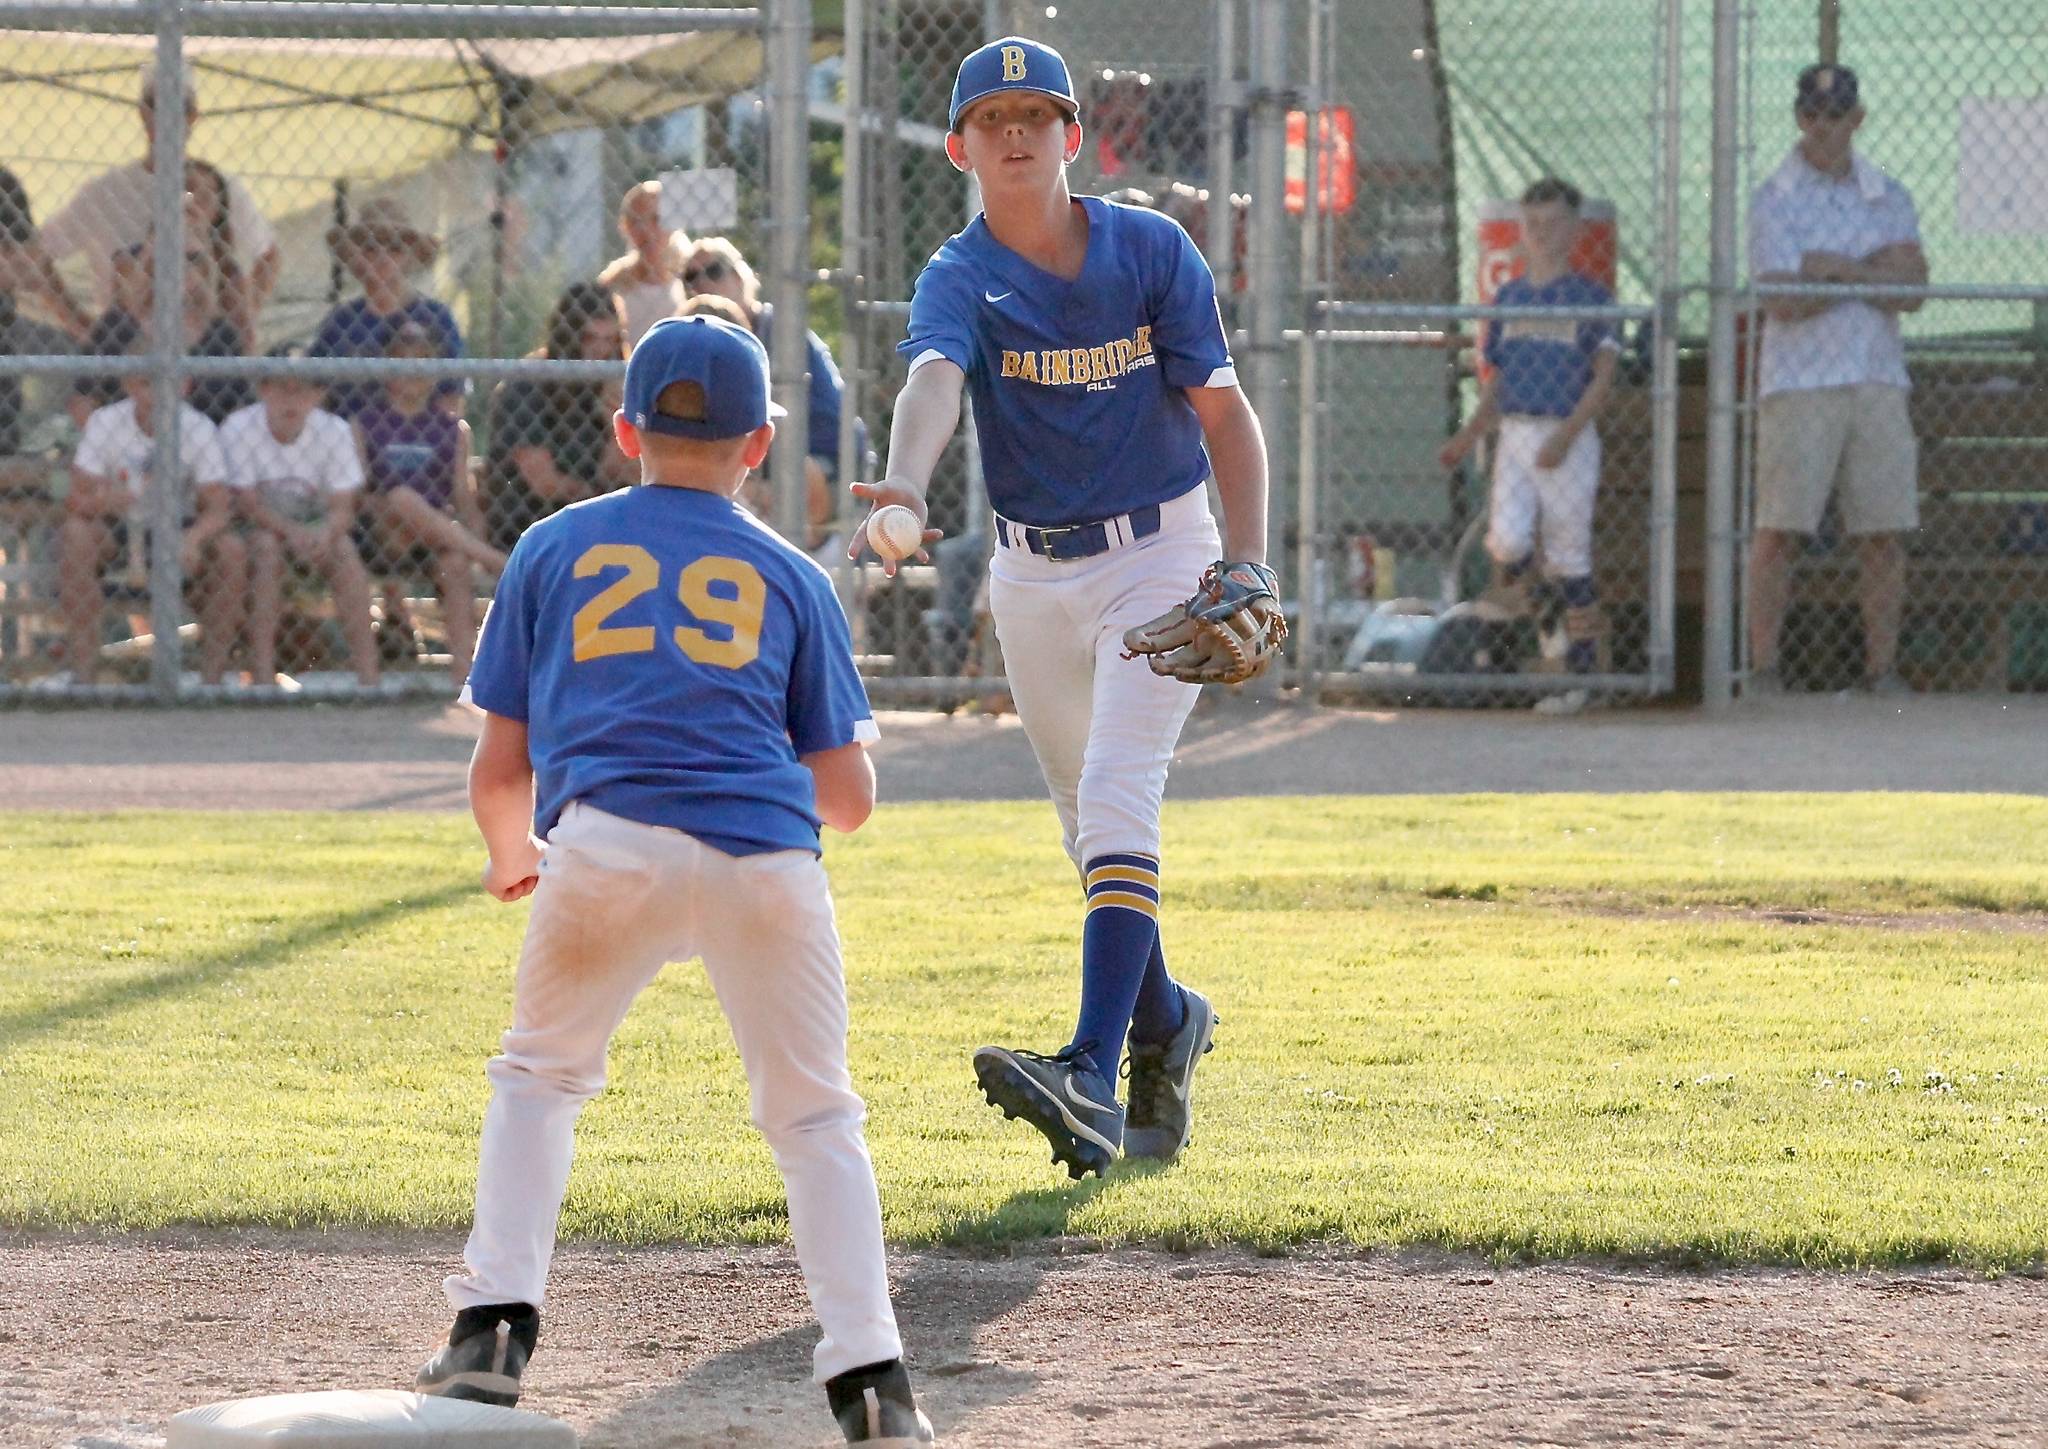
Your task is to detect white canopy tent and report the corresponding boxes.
[0,14,829,346]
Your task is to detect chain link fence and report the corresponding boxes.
[1734,1,2048,699]
[2,0,2042,710]
[1298,0,1681,709]
[0,0,792,700]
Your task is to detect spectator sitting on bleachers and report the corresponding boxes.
[484,281,630,553]
[681,239,861,550]
[219,345,380,690]
[598,181,690,346]
[354,321,500,684]
[312,198,463,419]
[71,176,252,428]
[51,330,244,688]
[0,166,92,457]
[185,159,256,352]
[39,65,280,321]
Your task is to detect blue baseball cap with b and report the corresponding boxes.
[949,36,1078,129]
[622,315,785,441]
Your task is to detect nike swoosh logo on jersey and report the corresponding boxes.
[984,290,1013,303]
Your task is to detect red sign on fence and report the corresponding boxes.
[1284,106,1356,215]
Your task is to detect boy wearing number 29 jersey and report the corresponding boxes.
[423,316,936,1446]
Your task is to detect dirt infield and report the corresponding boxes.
[8,1233,2045,1447]
[6,698,2046,1446]
[3,693,2045,810]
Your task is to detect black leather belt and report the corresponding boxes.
[995,503,1163,561]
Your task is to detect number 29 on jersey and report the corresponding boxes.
[570,543,765,670]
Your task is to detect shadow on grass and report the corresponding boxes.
[0,879,473,1052]
[923,1156,1173,1245]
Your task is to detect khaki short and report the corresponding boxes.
[1756,384,1918,536]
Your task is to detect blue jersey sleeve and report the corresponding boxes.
[786,568,877,756]
[1482,279,1520,372]
[805,328,845,464]
[1145,217,1234,390]
[900,258,978,376]
[1578,278,1617,356]
[465,535,538,721]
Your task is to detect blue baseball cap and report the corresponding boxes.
[949,36,1078,129]
[622,315,785,441]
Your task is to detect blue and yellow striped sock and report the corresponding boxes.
[1066,852,1162,1082]
[1129,931,1187,1046]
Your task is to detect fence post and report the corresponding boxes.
[148,0,189,701]
[1650,0,1684,694]
[1293,0,1326,690]
[1245,0,1290,594]
[767,0,812,544]
[1208,0,1238,308]
[1702,0,1741,709]
[837,0,866,503]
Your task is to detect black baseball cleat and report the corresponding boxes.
[972,1042,1123,1180]
[415,1302,540,1407]
[1123,986,1218,1163]
[826,1358,937,1445]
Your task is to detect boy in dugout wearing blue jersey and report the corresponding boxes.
[1440,176,1620,713]
[848,36,1273,1180]
[418,316,935,1447]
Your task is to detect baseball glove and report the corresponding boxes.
[1121,560,1288,685]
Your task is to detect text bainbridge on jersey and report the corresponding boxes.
[999,325,1158,390]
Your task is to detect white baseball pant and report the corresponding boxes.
[1487,416,1601,579]
[445,801,903,1384]
[988,485,1220,868]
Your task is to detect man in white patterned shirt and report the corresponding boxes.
[1746,63,1927,697]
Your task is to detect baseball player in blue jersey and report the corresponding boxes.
[1440,177,1619,711]
[418,316,935,1446]
[848,37,1278,1180]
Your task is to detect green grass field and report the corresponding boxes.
[5,796,2046,1268]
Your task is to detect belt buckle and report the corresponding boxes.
[1038,524,1092,561]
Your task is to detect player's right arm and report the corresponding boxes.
[1438,373,1499,470]
[802,740,876,834]
[468,711,542,901]
[847,357,959,574]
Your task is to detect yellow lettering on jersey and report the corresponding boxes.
[675,555,766,670]
[1001,45,1027,81]
[572,543,658,660]
[999,327,1165,390]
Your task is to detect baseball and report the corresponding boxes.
[868,504,924,562]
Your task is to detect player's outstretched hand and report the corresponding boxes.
[847,478,943,578]
[483,835,545,902]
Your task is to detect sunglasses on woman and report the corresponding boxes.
[684,260,728,286]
